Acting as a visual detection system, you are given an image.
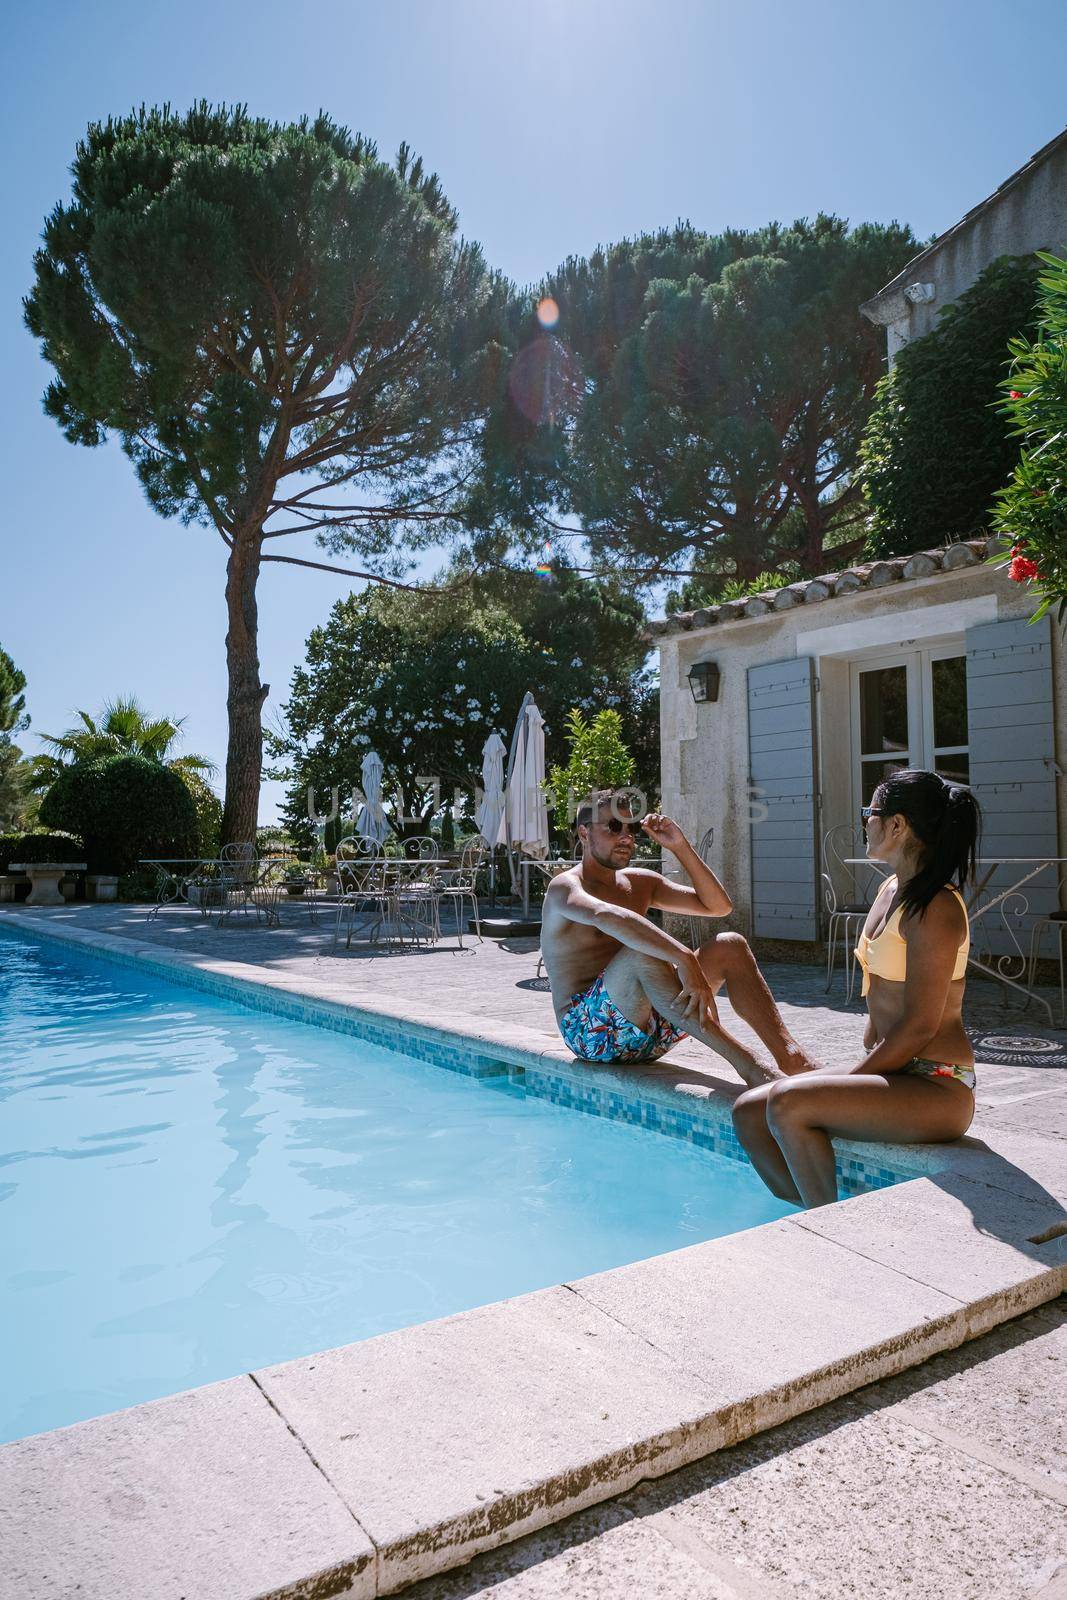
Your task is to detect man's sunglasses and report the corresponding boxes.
[602,817,644,837]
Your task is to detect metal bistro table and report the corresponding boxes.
[518,855,661,919]
[844,855,1067,1024]
[140,858,220,920]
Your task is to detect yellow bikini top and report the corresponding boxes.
[855,877,969,997]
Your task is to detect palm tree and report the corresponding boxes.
[30,696,216,791]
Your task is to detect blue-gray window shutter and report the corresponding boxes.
[747,656,819,940]
[966,615,1058,956]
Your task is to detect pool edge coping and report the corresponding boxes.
[1,908,1064,1600]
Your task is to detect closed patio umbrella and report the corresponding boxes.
[505,693,550,893]
[354,750,391,845]
[475,732,508,846]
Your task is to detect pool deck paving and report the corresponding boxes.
[2,903,1066,1599]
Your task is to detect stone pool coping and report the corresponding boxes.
[2,908,1066,1600]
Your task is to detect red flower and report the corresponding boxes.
[1009,389,1023,400]
[1009,555,1039,582]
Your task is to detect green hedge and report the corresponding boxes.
[861,255,1042,558]
[0,832,84,869]
[39,755,198,874]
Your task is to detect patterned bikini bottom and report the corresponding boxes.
[903,1057,976,1091]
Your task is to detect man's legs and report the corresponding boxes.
[695,933,817,1076]
[599,936,797,1087]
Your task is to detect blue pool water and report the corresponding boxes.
[0,929,794,1443]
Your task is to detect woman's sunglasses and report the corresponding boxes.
[603,817,644,836]
[861,806,885,822]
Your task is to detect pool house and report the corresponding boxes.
[650,537,1062,960]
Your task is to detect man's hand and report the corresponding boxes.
[673,953,718,1032]
[641,812,689,855]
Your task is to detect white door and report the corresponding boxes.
[850,642,970,810]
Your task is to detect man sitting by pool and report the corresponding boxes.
[540,792,817,1085]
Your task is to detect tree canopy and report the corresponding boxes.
[860,254,1042,558]
[0,646,31,833]
[268,564,656,845]
[477,215,918,587]
[25,103,512,843]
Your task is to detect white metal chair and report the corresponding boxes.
[391,836,443,945]
[333,838,392,949]
[194,841,259,927]
[1026,876,1067,1024]
[822,825,874,999]
[687,827,717,949]
[436,840,486,948]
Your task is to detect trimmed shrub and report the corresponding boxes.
[0,832,84,869]
[861,255,1042,558]
[39,755,198,874]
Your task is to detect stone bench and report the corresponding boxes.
[9,863,87,907]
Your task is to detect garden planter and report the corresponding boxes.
[284,883,306,897]
[87,874,120,903]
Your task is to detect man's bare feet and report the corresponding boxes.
[778,1043,820,1075]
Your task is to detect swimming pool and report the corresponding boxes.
[0,927,796,1443]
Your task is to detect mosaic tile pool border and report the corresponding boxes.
[0,918,915,1198]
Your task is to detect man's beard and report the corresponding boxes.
[588,844,628,871]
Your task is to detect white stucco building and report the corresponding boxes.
[651,543,1059,956]
[861,126,1067,364]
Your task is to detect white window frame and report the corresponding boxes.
[848,635,969,818]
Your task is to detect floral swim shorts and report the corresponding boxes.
[559,972,686,1064]
[903,1057,977,1091]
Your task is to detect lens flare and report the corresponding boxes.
[536,296,560,329]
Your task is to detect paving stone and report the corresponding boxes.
[618,1388,1067,1600]
[570,1219,965,1433]
[792,1173,1067,1313]
[255,1284,725,1593]
[860,1297,1067,1502]
[401,1499,744,1600]
[980,1092,1067,1139]
[0,1374,374,1600]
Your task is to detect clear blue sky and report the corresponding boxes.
[5,0,1066,821]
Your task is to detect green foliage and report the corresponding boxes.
[667,566,801,610]
[544,709,636,824]
[183,770,224,859]
[39,755,198,874]
[268,563,656,848]
[24,103,514,843]
[0,645,32,833]
[0,832,84,868]
[480,216,917,586]
[0,647,28,738]
[989,253,1067,616]
[31,695,214,791]
[861,255,1042,558]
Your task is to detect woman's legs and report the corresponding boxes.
[732,1084,803,1204]
[763,1074,974,1208]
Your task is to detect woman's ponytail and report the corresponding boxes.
[873,770,981,916]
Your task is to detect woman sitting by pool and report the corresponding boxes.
[733,769,981,1209]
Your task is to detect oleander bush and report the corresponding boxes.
[989,252,1067,618]
[39,754,198,875]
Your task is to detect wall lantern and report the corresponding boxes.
[687,661,721,703]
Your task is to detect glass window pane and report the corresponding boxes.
[859,666,909,757]
[861,759,908,806]
[936,754,970,787]
[932,656,968,750]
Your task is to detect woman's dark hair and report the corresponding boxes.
[873,768,981,917]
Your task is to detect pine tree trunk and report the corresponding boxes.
[221,532,268,847]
